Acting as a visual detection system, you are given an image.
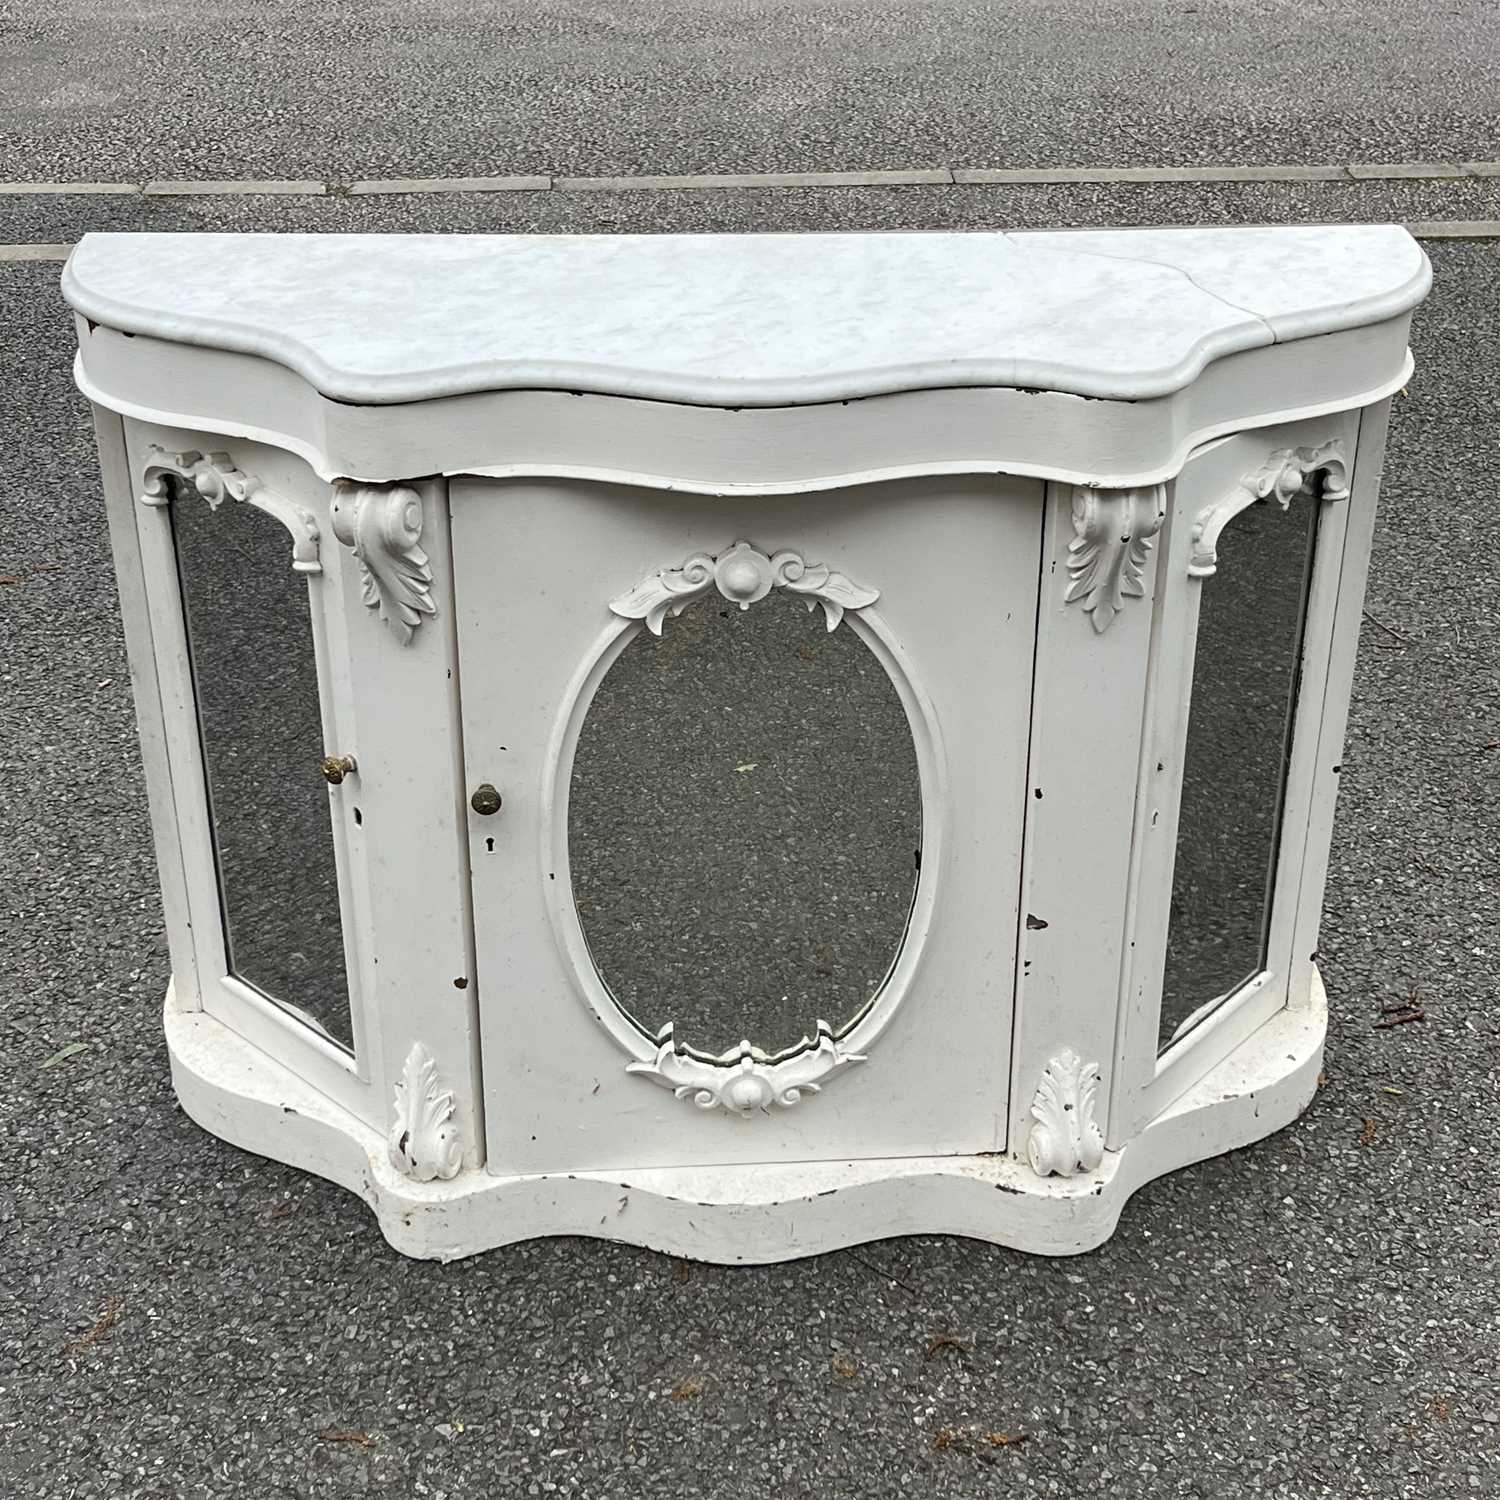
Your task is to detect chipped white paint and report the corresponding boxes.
[77,227,1423,1261]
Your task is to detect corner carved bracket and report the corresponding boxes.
[626,1020,867,1117]
[388,1043,463,1182]
[610,539,878,635]
[1189,438,1349,578]
[330,481,436,643]
[1065,485,1167,633]
[140,445,321,574]
[1027,1048,1105,1178]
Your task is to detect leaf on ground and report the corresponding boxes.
[65,1296,121,1353]
[317,1429,377,1447]
[831,1355,857,1379]
[925,1334,971,1360]
[983,1432,1029,1448]
[40,1041,88,1069]
[734,762,757,773]
[668,1378,702,1401]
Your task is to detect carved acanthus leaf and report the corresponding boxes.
[626,1019,867,1116]
[1190,438,1349,578]
[388,1043,463,1182]
[140,445,321,574]
[610,540,878,635]
[330,481,436,643]
[1065,486,1167,633]
[1026,1048,1105,1178]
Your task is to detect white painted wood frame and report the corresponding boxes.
[66,228,1428,1261]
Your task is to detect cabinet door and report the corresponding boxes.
[452,474,1043,1174]
[1111,407,1367,1134]
[120,421,474,1147]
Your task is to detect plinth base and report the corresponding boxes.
[165,978,1325,1263]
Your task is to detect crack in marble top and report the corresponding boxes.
[61,226,1430,407]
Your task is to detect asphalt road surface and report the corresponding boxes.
[1,0,1499,182]
[3,4,1499,1497]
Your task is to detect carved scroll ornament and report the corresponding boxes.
[1027,1048,1105,1178]
[1065,485,1167,633]
[140,445,321,574]
[611,540,878,635]
[627,1020,867,1117]
[388,1044,463,1182]
[330,481,436,643]
[1189,438,1349,578]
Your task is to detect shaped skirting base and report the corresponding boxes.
[164,979,1326,1264]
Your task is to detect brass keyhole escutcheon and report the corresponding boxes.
[320,754,357,786]
[470,783,503,816]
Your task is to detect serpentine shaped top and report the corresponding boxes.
[62,226,1428,408]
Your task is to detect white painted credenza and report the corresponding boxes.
[66,227,1428,1262]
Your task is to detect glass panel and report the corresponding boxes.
[569,590,921,1058]
[1158,493,1318,1051]
[170,483,353,1049]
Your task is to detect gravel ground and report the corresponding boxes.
[2,52,1499,1500]
[1,0,1498,182]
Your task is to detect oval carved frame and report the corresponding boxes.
[539,539,948,1117]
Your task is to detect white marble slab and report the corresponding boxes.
[62,227,1429,407]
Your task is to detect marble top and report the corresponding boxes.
[62,227,1429,407]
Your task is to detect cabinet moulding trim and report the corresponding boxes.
[1064,484,1167,633]
[626,1020,868,1117]
[1027,1048,1106,1178]
[80,341,1413,499]
[1189,437,1350,578]
[388,1043,463,1181]
[139,444,322,574]
[329,480,436,642]
[542,573,949,1113]
[610,539,878,634]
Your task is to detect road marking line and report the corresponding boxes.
[0,181,138,196]
[955,165,1353,184]
[1405,220,1500,237]
[555,168,955,191]
[3,161,1500,197]
[143,179,328,197]
[7,222,1496,264]
[348,175,552,195]
[1346,162,1469,180]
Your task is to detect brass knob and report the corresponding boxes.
[470,782,503,816]
[320,754,357,786]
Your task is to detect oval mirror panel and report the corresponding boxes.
[569,589,922,1058]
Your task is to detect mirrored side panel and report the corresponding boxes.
[1159,493,1319,1050]
[169,483,353,1049]
[569,590,922,1059]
